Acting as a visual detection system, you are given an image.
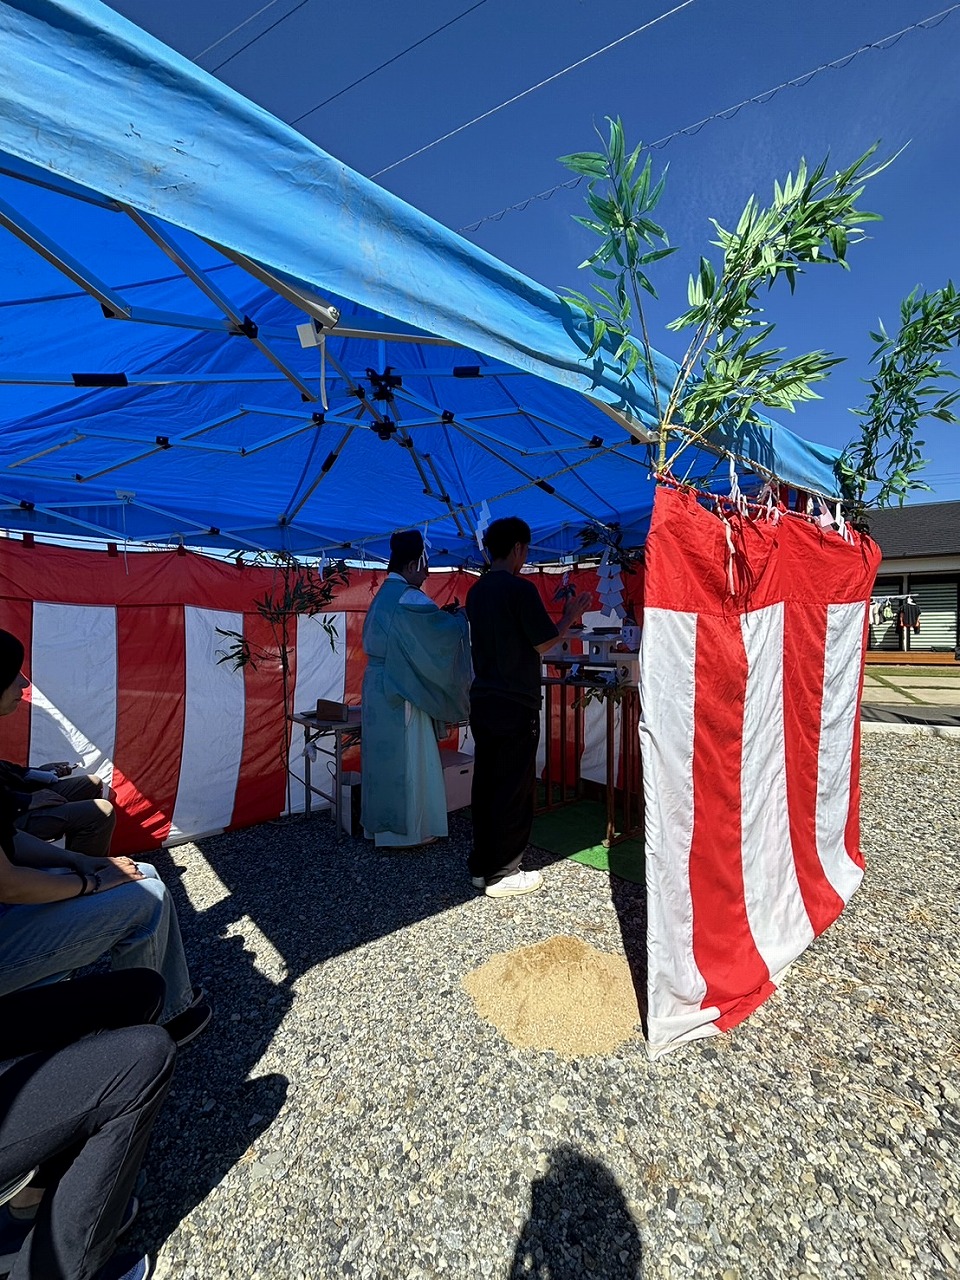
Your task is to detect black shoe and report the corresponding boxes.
[163,998,212,1048]
[96,1253,153,1280]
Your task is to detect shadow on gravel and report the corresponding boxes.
[509,1144,644,1278]
[133,808,491,1252]
[129,840,295,1257]
[174,806,486,983]
[609,873,648,1035]
[133,808,644,1257]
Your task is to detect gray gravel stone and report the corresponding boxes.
[126,732,958,1279]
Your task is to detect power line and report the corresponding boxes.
[208,0,312,74]
[457,2,960,234]
[370,0,699,178]
[290,0,493,125]
[192,0,286,61]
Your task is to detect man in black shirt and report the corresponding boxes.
[465,517,590,897]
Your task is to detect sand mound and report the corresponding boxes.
[462,934,641,1057]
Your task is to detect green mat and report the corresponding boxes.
[531,799,645,885]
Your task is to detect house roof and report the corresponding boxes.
[867,500,960,559]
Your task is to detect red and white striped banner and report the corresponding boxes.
[641,488,881,1054]
[0,543,636,854]
[0,545,374,852]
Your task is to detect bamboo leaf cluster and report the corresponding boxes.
[840,282,960,511]
[558,118,676,396]
[214,552,351,808]
[216,555,350,672]
[559,120,893,475]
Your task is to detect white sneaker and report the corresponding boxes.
[484,869,544,898]
[470,876,486,890]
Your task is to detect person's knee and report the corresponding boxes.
[59,774,104,802]
[110,872,170,929]
[92,798,115,825]
[106,1024,177,1097]
[105,969,166,1025]
[121,1023,175,1066]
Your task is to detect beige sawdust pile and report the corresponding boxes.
[462,934,641,1057]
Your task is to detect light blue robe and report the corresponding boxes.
[361,575,471,841]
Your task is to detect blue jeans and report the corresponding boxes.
[0,864,194,1022]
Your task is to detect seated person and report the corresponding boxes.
[0,629,210,1047]
[0,757,116,859]
[0,969,175,1280]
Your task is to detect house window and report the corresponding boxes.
[868,577,904,651]
[905,577,959,653]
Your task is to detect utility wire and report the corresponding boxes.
[457,2,960,233]
[370,0,699,178]
[291,0,493,125]
[192,0,286,61]
[208,0,312,73]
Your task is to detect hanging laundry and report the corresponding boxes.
[898,599,922,633]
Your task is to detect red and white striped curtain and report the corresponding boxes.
[0,547,359,852]
[640,487,882,1055]
[0,543,638,855]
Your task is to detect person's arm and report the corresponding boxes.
[0,795,143,901]
[12,837,139,879]
[24,767,61,784]
[0,759,48,789]
[0,846,143,903]
[534,591,593,654]
[9,840,74,871]
[0,845,87,904]
[36,761,77,778]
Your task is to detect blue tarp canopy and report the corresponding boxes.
[0,0,843,564]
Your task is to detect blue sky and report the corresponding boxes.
[109,0,960,501]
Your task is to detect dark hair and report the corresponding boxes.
[483,516,531,561]
[387,528,425,574]
[0,630,24,692]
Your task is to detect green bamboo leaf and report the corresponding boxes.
[586,192,618,222]
[607,116,625,172]
[636,217,666,239]
[559,151,608,177]
[622,141,644,186]
[647,168,668,210]
[587,318,609,358]
[638,246,677,266]
[631,162,651,209]
[572,216,605,234]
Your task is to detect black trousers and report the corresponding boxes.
[0,970,176,1280]
[468,695,541,884]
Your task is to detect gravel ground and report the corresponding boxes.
[132,732,960,1279]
